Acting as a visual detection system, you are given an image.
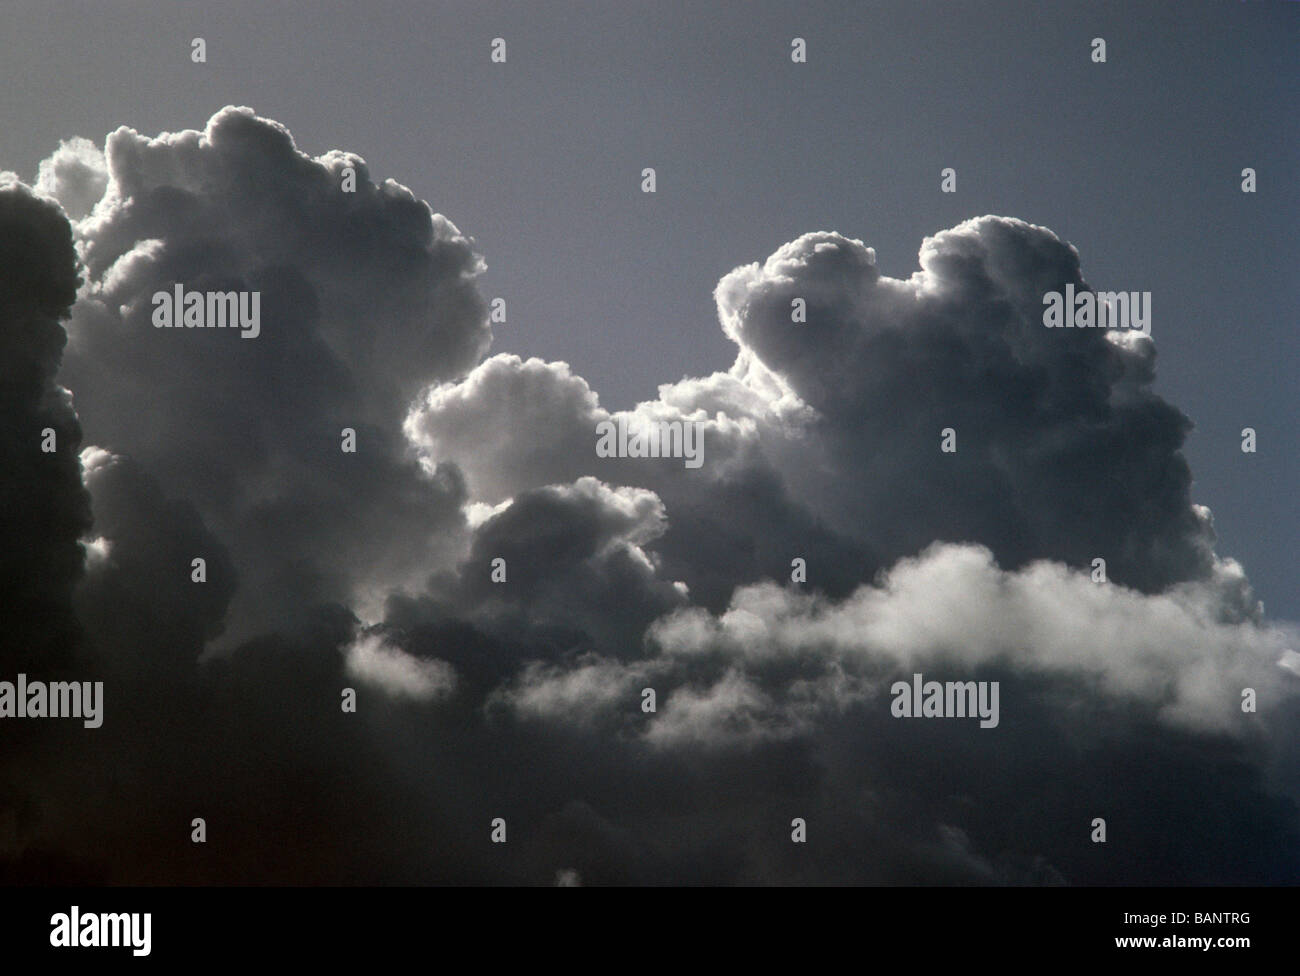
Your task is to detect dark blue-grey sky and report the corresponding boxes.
[4,0,1290,615]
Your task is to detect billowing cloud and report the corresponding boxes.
[1,110,1296,886]
[54,106,487,640]
[34,137,107,222]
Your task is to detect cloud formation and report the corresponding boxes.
[1,109,1296,885]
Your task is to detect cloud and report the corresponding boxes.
[708,221,1216,595]
[405,351,873,610]
[344,633,456,702]
[55,106,487,640]
[73,446,237,677]
[507,543,1292,746]
[396,476,690,661]
[34,137,107,222]
[0,181,91,672]
[408,218,1223,615]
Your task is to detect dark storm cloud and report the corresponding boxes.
[73,448,236,677]
[0,179,90,671]
[400,215,1300,881]
[2,110,1297,885]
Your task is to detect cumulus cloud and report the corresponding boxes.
[55,106,486,640]
[34,137,107,222]
[406,219,1223,615]
[2,109,1296,885]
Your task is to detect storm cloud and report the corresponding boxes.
[1,108,1296,885]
